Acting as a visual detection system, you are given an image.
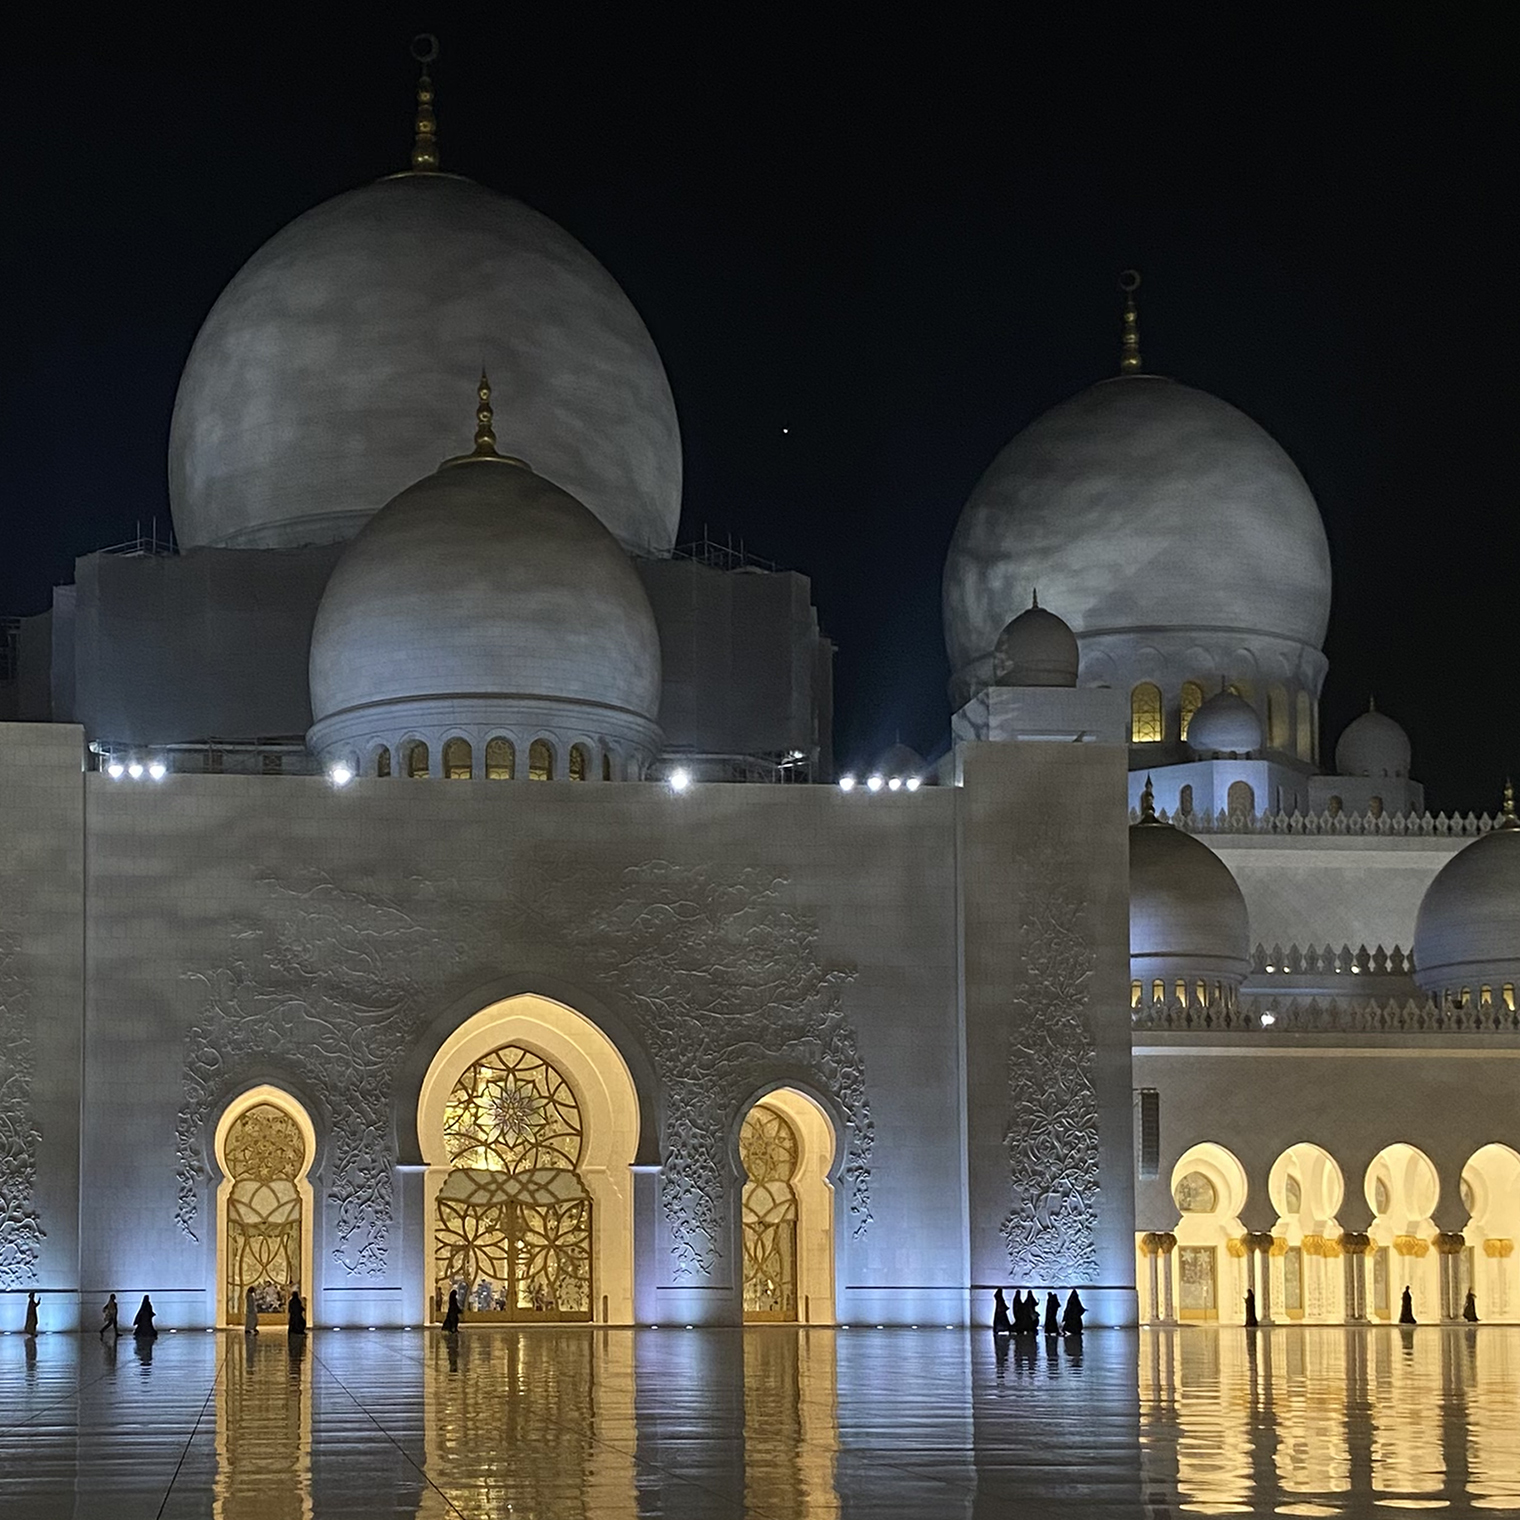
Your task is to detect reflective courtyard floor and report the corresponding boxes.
[2,1325,1519,1517]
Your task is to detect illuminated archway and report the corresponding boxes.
[1462,1144,1520,1321]
[1267,1143,1346,1321]
[1365,1143,1440,1321]
[737,1088,836,1324]
[1156,1142,1249,1324]
[417,994,639,1324]
[214,1085,316,1329]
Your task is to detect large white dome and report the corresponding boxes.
[1413,816,1520,999]
[943,376,1332,704]
[170,174,681,557]
[308,420,663,772]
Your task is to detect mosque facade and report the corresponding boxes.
[2,70,1517,1336]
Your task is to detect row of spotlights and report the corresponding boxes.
[105,759,166,781]
[838,774,921,793]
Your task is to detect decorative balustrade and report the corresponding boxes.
[1133,993,1520,1036]
[1249,942,1415,977]
[1127,805,1499,838]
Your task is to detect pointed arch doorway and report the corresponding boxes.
[739,1088,837,1324]
[417,994,640,1325]
[214,1086,317,1328]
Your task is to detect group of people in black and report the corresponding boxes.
[992,1287,1086,1337]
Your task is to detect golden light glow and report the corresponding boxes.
[224,1103,304,1320]
[443,736,472,780]
[741,1104,800,1322]
[1179,680,1205,742]
[529,739,553,781]
[1130,682,1164,744]
[485,736,514,780]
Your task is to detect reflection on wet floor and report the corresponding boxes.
[2,1325,1520,1515]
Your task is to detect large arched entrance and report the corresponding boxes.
[214,1085,317,1329]
[417,995,640,1325]
[738,1088,836,1324]
[1164,1142,1249,1324]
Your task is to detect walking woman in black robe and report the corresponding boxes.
[441,1288,462,1332]
[133,1296,157,1337]
[1044,1292,1060,1334]
[992,1288,1012,1334]
[1399,1286,1416,1324]
[1061,1289,1086,1335]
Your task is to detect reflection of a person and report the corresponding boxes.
[1399,1286,1416,1325]
[441,1288,461,1332]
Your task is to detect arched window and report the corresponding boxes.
[602,752,612,782]
[485,737,514,780]
[1174,1171,1218,1213]
[1296,691,1314,761]
[1152,979,1164,1004]
[740,1104,800,1322]
[1267,685,1290,749]
[1130,683,1164,743]
[222,1100,310,1325]
[443,737,472,780]
[406,741,429,779]
[1179,681,1206,742]
[569,744,589,782]
[1227,780,1255,817]
[435,1044,591,1320]
[375,747,391,779]
[528,740,554,782]
[1179,783,1194,817]
[1131,980,1143,1008]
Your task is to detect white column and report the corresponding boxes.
[1160,1234,1177,1323]
[1254,1234,1275,1325]
[1148,1246,1162,1324]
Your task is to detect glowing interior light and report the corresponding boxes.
[147,760,167,781]
[127,762,144,779]
[887,777,902,791]
[106,761,125,779]
[905,776,921,791]
[866,775,884,792]
[838,775,856,792]
[669,767,691,792]
[330,764,354,787]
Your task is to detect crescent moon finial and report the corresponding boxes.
[1119,270,1142,374]
[409,36,441,172]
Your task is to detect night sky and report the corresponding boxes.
[4,12,1514,810]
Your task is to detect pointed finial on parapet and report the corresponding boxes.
[1501,778,1518,831]
[1031,587,1039,610]
[1369,694,1377,713]
[1139,774,1158,823]
[410,34,440,172]
[1119,270,1142,374]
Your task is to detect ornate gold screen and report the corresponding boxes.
[224,1103,305,1319]
[741,1105,800,1321]
[436,1046,592,1320]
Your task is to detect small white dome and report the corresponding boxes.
[308,402,662,770]
[992,596,1079,687]
[873,744,926,779]
[1413,808,1520,997]
[1130,793,1251,987]
[1187,690,1262,756]
[1335,703,1411,778]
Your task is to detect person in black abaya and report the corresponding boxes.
[133,1296,157,1338]
[1464,1289,1479,1323]
[287,1291,307,1336]
[992,1288,1012,1334]
[1399,1286,1416,1325]
[1062,1289,1086,1335]
[441,1288,462,1332]
[1044,1292,1060,1335]
[1244,1287,1258,1327]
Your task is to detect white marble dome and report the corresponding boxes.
[1335,704,1411,778]
[943,376,1332,704]
[1187,690,1263,756]
[1413,815,1520,999]
[992,596,1079,688]
[308,414,663,774]
[1130,788,1252,992]
[170,174,681,557]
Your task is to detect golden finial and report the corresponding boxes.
[1369,694,1377,713]
[1031,587,1039,610]
[1501,778,1518,831]
[1139,774,1159,823]
[1119,269,1142,374]
[410,35,440,173]
[442,371,526,468]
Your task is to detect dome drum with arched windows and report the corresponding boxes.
[1412,789,1520,1004]
[307,377,664,779]
[1130,780,1252,1005]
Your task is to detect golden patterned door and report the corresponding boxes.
[741,1104,800,1322]
[224,1103,306,1322]
[434,1044,593,1322]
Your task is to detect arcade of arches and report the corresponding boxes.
[412,996,840,1325]
[1139,1141,1520,1326]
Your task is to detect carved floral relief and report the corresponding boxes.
[0,909,44,1288]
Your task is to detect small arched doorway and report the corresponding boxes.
[739,1089,836,1324]
[215,1086,316,1328]
[1365,1142,1440,1322]
[1268,1143,1346,1322]
[1164,1142,1249,1324]
[416,994,640,1324]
